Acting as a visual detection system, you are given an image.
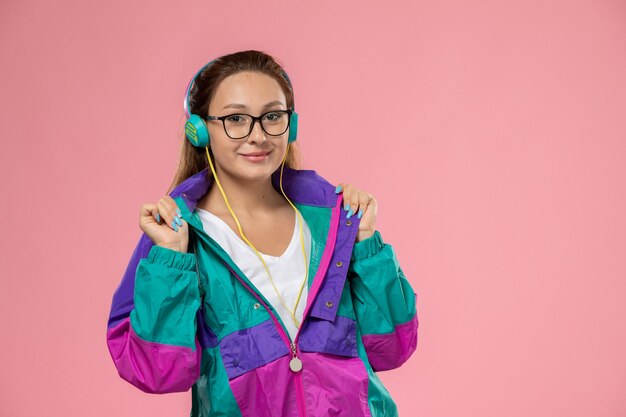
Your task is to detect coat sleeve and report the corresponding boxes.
[106,233,202,393]
[348,230,419,372]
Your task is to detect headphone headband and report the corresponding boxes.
[183,60,215,117]
[183,59,296,118]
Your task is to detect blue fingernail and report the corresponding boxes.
[172,221,179,232]
[176,208,182,217]
[175,216,183,226]
[335,185,343,194]
[344,203,349,211]
[156,213,161,223]
[357,209,363,219]
[346,208,353,219]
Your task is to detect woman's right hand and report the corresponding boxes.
[139,196,189,253]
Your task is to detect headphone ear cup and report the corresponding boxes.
[288,111,298,143]
[185,114,210,147]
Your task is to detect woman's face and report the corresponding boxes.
[206,71,290,184]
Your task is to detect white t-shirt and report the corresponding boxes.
[195,207,312,342]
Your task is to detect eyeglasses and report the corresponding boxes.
[206,109,293,140]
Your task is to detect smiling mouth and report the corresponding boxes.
[240,151,271,156]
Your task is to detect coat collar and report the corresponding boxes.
[171,165,360,326]
[170,166,339,212]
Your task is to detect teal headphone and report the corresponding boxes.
[183,59,299,148]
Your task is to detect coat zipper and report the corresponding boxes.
[225,264,308,416]
[220,194,343,417]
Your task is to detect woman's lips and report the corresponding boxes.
[240,151,271,162]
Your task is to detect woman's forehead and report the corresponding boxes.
[211,71,286,110]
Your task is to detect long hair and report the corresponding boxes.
[167,50,303,195]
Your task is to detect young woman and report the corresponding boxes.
[106,50,418,417]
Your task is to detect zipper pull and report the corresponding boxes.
[289,342,303,372]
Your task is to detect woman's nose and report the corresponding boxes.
[247,120,267,143]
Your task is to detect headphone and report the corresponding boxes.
[183,58,299,148]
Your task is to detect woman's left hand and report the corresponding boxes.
[336,183,377,242]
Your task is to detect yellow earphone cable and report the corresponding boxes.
[203,144,309,329]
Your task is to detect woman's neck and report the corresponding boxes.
[200,172,286,217]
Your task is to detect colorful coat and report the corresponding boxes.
[106,167,419,416]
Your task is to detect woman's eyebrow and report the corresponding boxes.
[222,100,285,110]
[262,100,285,108]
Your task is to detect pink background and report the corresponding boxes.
[1,0,625,416]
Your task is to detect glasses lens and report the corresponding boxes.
[224,114,253,139]
[261,111,290,136]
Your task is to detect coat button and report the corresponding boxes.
[233,359,239,367]
[335,260,343,267]
[325,301,334,308]
[346,220,352,226]
[253,303,260,310]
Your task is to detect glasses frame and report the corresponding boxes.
[206,109,293,140]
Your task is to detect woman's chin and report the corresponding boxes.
[235,163,280,181]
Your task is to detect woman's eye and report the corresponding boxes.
[226,115,244,123]
[264,112,280,121]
